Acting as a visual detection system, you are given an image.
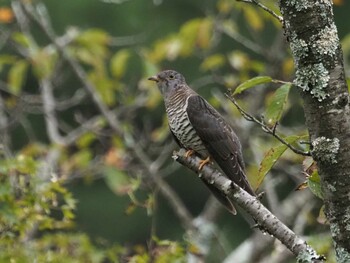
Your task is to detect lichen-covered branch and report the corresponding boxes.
[173,149,325,262]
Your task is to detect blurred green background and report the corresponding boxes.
[0,0,349,262]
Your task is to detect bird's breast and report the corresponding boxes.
[166,96,208,158]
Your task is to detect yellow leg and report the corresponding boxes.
[198,156,211,170]
[185,149,195,158]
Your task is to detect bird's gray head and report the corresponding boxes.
[148,70,186,97]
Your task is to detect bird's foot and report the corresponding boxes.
[185,149,195,158]
[198,156,211,170]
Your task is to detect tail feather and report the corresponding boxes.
[201,178,237,214]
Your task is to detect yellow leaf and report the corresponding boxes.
[243,6,264,31]
[333,0,344,5]
[200,54,225,71]
[217,0,234,14]
[76,28,110,46]
[110,49,130,79]
[88,72,115,105]
[197,18,213,49]
[179,19,201,56]
[8,60,29,95]
[282,58,295,77]
[32,49,58,79]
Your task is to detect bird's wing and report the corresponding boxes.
[186,95,255,196]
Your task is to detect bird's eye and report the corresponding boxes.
[169,74,175,79]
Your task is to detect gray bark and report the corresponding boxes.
[174,149,325,262]
[279,0,350,261]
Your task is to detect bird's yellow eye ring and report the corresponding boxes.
[169,74,175,79]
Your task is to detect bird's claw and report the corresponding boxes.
[198,156,211,170]
[185,149,195,158]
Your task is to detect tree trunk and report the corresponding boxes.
[279,0,350,261]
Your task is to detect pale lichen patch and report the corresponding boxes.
[336,247,350,263]
[328,183,336,192]
[312,23,339,57]
[311,136,340,164]
[285,0,311,11]
[290,34,309,60]
[295,63,330,101]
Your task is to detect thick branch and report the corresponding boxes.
[174,149,325,262]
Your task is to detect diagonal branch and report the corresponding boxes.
[173,148,325,262]
[20,1,123,136]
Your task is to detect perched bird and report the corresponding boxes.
[148,70,255,214]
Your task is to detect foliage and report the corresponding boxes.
[0,0,348,262]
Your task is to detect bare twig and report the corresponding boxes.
[40,78,64,144]
[21,2,123,136]
[132,142,195,230]
[237,0,283,22]
[217,23,265,56]
[0,95,12,158]
[225,93,311,156]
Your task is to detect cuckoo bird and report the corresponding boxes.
[148,70,255,214]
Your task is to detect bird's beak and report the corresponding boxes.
[148,75,159,82]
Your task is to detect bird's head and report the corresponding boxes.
[148,70,186,97]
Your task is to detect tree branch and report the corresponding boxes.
[173,148,325,262]
[20,1,123,136]
[237,0,283,22]
[225,93,311,156]
[40,78,64,144]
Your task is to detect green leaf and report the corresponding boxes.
[32,49,58,79]
[15,155,37,174]
[8,60,29,95]
[242,5,264,31]
[104,166,136,195]
[257,135,305,188]
[179,19,202,56]
[233,76,272,95]
[179,18,213,56]
[0,55,17,72]
[11,32,33,48]
[88,71,115,105]
[73,29,110,64]
[76,29,110,46]
[143,60,159,78]
[110,49,131,79]
[71,149,92,168]
[76,132,96,148]
[264,84,291,126]
[221,19,238,36]
[200,54,225,71]
[308,170,323,199]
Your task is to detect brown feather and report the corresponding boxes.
[186,95,255,196]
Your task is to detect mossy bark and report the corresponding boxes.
[279,0,350,261]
